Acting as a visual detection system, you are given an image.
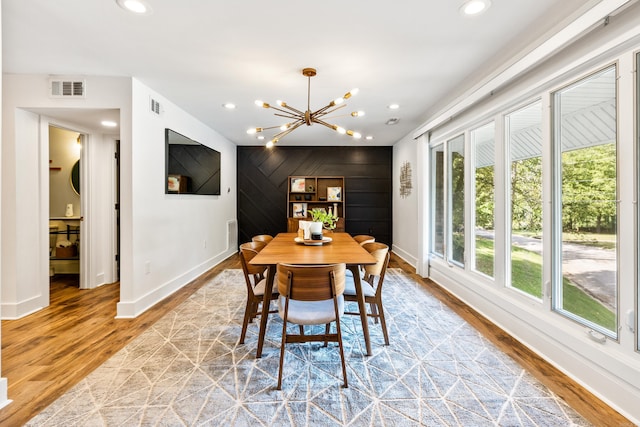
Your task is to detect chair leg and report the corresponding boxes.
[299,325,305,335]
[277,317,288,390]
[370,302,379,324]
[323,323,330,347]
[335,319,348,388]
[239,298,253,344]
[377,302,390,346]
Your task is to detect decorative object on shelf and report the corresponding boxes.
[310,208,339,231]
[167,174,188,193]
[327,186,342,201]
[292,203,307,218]
[65,203,74,217]
[400,160,412,198]
[304,194,312,201]
[291,177,306,192]
[295,195,301,201]
[333,202,339,215]
[319,197,327,201]
[247,67,364,147]
[307,185,315,192]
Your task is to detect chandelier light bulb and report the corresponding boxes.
[266,141,274,148]
[276,100,285,107]
[353,132,362,139]
[280,124,290,131]
[336,126,346,134]
[334,97,345,105]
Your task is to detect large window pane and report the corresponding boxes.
[472,122,495,277]
[448,135,465,265]
[553,66,617,335]
[506,102,543,298]
[431,144,445,257]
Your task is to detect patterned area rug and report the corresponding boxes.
[28,269,590,426]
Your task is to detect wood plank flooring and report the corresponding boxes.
[0,254,631,426]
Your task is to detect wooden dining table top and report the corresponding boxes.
[250,232,377,266]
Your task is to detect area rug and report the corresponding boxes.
[27,269,590,426]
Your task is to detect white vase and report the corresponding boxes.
[309,221,323,236]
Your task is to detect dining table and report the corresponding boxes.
[249,232,377,358]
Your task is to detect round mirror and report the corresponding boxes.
[70,160,80,195]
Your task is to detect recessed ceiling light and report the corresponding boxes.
[459,0,491,16]
[115,0,153,15]
[257,135,265,140]
[222,103,236,109]
[101,120,118,127]
[365,136,374,140]
[388,104,400,110]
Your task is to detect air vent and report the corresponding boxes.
[50,79,85,98]
[386,117,400,125]
[150,98,161,115]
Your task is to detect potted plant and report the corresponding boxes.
[309,208,339,231]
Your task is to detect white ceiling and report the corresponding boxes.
[1,0,605,146]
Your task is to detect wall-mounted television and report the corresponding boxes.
[165,129,221,195]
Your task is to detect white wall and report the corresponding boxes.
[1,75,237,317]
[116,78,236,317]
[392,4,640,423]
[392,133,419,268]
[0,0,9,409]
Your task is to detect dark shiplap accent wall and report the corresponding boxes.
[237,146,392,246]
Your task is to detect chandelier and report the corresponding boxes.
[247,67,364,147]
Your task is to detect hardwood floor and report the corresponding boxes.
[0,254,631,426]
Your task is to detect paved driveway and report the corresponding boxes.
[478,231,616,310]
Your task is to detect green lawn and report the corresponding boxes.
[475,237,615,331]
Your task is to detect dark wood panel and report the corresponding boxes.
[237,146,392,245]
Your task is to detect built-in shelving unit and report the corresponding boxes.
[287,175,345,231]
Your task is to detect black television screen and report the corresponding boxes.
[165,129,221,195]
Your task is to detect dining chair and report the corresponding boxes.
[344,242,391,345]
[353,235,375,246]
[252,234,273,244]
[238,241,278,345]
[276,263,348,390]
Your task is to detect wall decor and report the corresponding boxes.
[400,161,412,198]
[292,203,307,218]
[327,186,342,201]
[291,177,306,192]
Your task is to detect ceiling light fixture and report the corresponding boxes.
[248,67,363,147]
[459,0,491,16]
[222,103,236,109]
[388,104,400,110]
[116,0,153,15]
[101,120,118,127]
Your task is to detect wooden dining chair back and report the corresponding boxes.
[251,234,273,244]
[276,263,348,389]
[353,235,375,246]
[344,242,391,345]
[238,241,278,344]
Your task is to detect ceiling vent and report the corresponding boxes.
[386,117,400,125]
[49,79,86,98]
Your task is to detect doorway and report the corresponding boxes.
[48,126,82,287]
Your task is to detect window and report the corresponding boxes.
[472,122,495,277]
[506,102,543,298]
[553,66,617,336]
[431,144,445,257]
[448,135,465,265]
